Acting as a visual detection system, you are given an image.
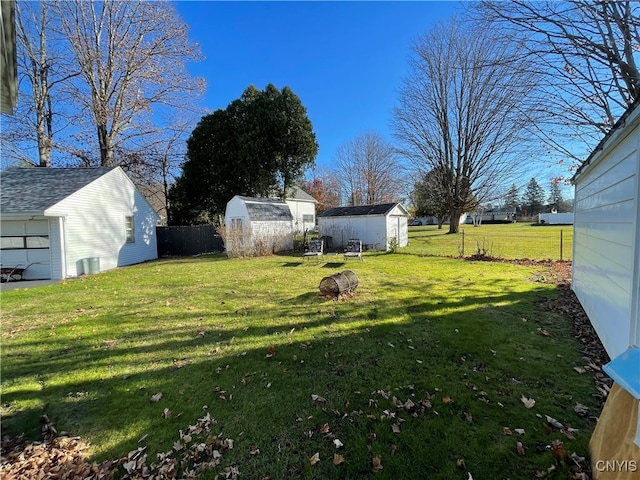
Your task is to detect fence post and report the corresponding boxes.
[560,229,563,261]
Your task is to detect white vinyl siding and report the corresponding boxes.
[318,204,409,251]
[44,168,158,277]
[286,198,316,234]
[573,109,640,359]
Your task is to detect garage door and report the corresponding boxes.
[0,219,52,280]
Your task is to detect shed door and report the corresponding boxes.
[0,220,52,280]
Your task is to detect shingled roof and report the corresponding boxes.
[318,203,401,217]
[1,167,116,215]
[237,196,293,221]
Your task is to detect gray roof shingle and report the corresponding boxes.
[318,203,400,217]
[238,196,293,221]
[1,167,116,215]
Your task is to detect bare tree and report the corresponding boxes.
[393,19,538,234]
[1,1,78,167]
[56,0,204,167]
[469,1,640,164]
[333,131,403,206]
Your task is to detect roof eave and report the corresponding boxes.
[572,99,640,183]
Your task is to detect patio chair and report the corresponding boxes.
[303,239,324,261]
[344,239,363,262]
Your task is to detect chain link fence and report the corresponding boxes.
[407,226,573,261]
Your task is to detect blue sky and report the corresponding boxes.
[173,1,462,171]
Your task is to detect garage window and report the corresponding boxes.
[1,235,50,249]
[125,216,135,243]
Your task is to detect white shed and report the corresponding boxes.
[318,203,409,251]
[224,196,294,255]
[0,167,159,280]
[572,100,640,464]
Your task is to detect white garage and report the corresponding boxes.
[1,167,159,280]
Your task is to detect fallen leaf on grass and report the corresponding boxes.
[320,423,330,434]
[310,452,320,465]
[514,428,525,436]
[372,456,383,472]
[150,392,163,403]
[545,415,564,430]
[333,453,345,465]
[333,439,344,449]
[551,439,568,459]
[311,394,327,403]
[574,403,589,416]
[516,441,526,456]
[456,458,466,469]
[391,423,401,434]
[520,395,535,409]
[573,366,586,374]
[249,446,260,456]
[162,408,171,418]
[503,427,513,435]
[442,396,453,404]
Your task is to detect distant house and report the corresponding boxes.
[572,99,640,466]
[318,203,409,251]
[0,167,159,280]
[283,186,317,235]
[224,196,294,255]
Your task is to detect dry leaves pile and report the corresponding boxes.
[1,411,238,480]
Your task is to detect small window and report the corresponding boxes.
[303,214,314,223]
[125,216,135,243]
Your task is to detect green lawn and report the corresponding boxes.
[406,223,573,260]
[1,233,596,479]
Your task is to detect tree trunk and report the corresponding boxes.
[97,124,113,166]
[448,209,462,234]
[36,121,51,167]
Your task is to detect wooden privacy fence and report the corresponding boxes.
[156,225,223,257]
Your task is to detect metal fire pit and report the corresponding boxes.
[318,270,359,298]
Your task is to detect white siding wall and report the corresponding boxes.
[251,220,294,251]
[319,216,387,250]
[46,169,158,277]
[286,199,316,234]
[538,212,574,225]
[573,121,639,359]
[224,197,250,229]
[49,217,64,279]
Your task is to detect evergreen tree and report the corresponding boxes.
[521,178,546,215]
[547,181,564,211]
[504,184,520,211]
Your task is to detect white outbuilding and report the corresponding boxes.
[318,203,409,251]
[572,99,640,465]
[0,167,159,280]
[283,186,317,235]
[224,196,294,255]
